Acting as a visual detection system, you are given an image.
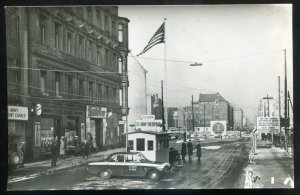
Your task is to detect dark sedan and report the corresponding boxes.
[87,152,171,181]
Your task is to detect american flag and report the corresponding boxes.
[137,22,165,56]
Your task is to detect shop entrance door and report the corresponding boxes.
[95,119,103,148]
[54,118,62,139]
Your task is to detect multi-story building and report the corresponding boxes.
[167,107,178,128]
[146,94,163,120]
[186,93,234,131]
[233,107,243,130]
[127,51,147,128]
[6,6,129,161]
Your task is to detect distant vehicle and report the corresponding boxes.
[87,152,171,181]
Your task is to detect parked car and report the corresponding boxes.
[87,152,171,181]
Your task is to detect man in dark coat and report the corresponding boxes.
[169,147,176,166]
[187,139,193,160]
[82,139,90,159]
[50,140,58,167]
[181,140,187,162]
[195,141,202,161]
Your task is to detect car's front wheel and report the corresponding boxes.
[148,170,160,181]
[99,169,112,179]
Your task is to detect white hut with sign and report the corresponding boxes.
[127,130,169,163]
[135,115,162,132]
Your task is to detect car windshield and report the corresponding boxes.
[106,153,152,163]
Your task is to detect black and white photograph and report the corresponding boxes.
[4,4,294,190]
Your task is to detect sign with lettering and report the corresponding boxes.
[86,106,107,118]
[8,106,28,120]
[257,117,279,133]
[141,115,155,121]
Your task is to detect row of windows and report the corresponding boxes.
[38,15,124,72]
[128,139,169,151]
[39,70,122,105]
[6,14,19,46]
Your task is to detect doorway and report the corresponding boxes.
[95,119,103,148]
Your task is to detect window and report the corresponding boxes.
[105,49,109,66]
[113,53,116,70]
[157,139,168,151]
[148,140,153,151]
[96,46,101,64]
[88,81,93,100]
[128,140,134,150]
[78,35,84,59]
[125,154,134,162]
[118,58,123,74]
[119,89,123,106]
[55,72,61,97]
[112,88,117,103]
[67,76,73,99]
[79,79,84,98]
[87,7,92,22]
[40,70,47,95]
[118,24,123,42]
[136,139,145,151]
[112,21,116,36]
[6,14,19,45]
[97,84,102,100]
[96,10,101,27]
[40,16,46,43]
[66,32,72,54]
[106,86,109,99]
[54,23,61,49]
[104,15,108,32]
[87,41,92,62]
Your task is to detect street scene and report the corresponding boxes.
[5,5,293,190]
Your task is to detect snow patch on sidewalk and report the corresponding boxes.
[202,146,221,150]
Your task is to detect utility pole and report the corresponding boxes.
[278,76,282,148]
[204,104,206,140]
[263,94,273,117]
[283,48,288,153]
[161,80,165,132]
[192,95,194,133]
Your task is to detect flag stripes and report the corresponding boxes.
[137,22,165,56]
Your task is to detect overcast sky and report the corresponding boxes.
[118,4,293,123]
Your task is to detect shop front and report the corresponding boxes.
[8,106,28,167]
[31,102,85,160]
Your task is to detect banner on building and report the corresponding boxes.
[86,106,107,118]
[257,117,279,133]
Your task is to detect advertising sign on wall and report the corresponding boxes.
[86,106,107,118]
[257,117,279,133]
[8,106,28,120]
[210,121,227,136]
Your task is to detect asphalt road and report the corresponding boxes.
[7,137,252,190]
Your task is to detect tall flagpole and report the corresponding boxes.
[164,18,168,131]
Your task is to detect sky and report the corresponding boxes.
[118,4,293,123]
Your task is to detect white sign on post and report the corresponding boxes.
[8,106,28,120]
[257,117,280,133]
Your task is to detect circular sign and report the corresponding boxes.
[35,104,42,116]
[122,116,126,121]
[212,122,225,134]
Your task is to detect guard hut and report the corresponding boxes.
[127,130,170,163]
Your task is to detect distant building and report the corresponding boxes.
[233,107,243,130]
[167,107,178,128]
[128,52,147,127]
[146,94,163,120]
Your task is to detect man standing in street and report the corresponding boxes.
[50,139,58,167]
[181,140,187,163]
[82,139,90,159]
[195,141,202,162]
[187,139,193,160]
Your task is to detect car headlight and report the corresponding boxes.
[12,154,20,165]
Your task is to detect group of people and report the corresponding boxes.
[181,139,202,162]
[50,136,90,167]
[169,139,202,166]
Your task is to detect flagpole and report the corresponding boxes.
[164,18,168,131]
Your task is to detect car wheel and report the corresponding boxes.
[148,170,160,181]
[99,169,112,179]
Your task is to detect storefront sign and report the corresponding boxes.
[86,106,107,118]
[257,117,280,133]
[141,115,155,121]
[8,106,28,120]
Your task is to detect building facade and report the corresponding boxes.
[6,6,129,161]
[146,94,163,120]
[233,107,243,130]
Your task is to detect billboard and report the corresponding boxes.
[210,121,227,136]
[257,117,279,133]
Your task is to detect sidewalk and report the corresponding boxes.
[243,146,294,188]
[8,147,125,184]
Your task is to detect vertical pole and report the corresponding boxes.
[161,80,165,132]
[125,60,129,152]
[192,95,194,133]
[204,105,206,140]
[267,94,270,117]
[145,71,147,114]
[185,108,187,140]
[278,76,282,148]
[283,49,288,153]
[164,18,168,131]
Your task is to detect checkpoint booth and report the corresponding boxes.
[127,130,170,163]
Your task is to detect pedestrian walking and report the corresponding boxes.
[19,141,25,168]
[181,140,187,162]
[50,139,58,167]
[59,137,66,160]
[187,139,193,160]
[169,147,177,166]
[82,139,90,159]
[195,141,202,161]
